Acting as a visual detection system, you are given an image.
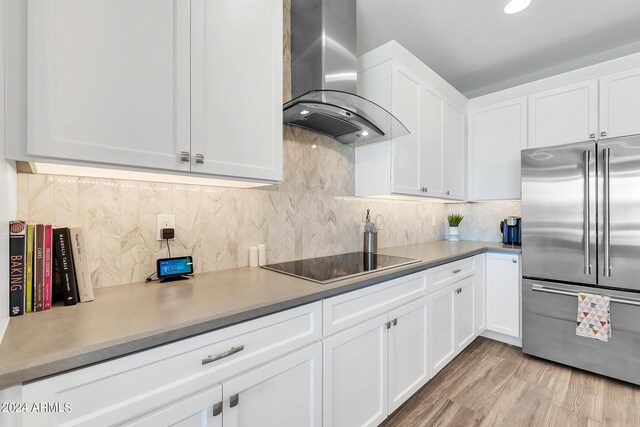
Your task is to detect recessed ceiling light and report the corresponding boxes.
[300,110,310,115]
[504,0,531,14]
[361,131,370,137]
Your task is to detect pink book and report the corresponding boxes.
[43,224,53,311]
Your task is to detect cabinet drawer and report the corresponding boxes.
[22,302,321,427]
[429,257,475,292]
[323,271,428,336]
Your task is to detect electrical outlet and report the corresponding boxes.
[156,214,176,241]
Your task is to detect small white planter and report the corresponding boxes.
[448,226,461,242]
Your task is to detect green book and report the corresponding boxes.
[25,224,34,313]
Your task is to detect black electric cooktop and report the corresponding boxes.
[261,252,420,284]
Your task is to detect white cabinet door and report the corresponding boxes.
[486,254,521,338]
[528,80,598,148]
[323,315,388,427]
[391,66,423,196]
[468,97,527,201]
[387,297,429,413]
[421,86,445,197]
[600,67,640,139]
[443,102,465,199]
[474,255,487,334]
[223,343,322,427]
[191,0,283,182]
[453,277,475,352]
[127,385,223,427]
[429,286,455,377]
[27,0,191,171]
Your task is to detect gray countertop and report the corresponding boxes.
[0,240,520,389]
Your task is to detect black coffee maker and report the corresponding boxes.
[500,216,522,245]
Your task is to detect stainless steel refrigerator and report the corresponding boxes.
[521,134,640,385]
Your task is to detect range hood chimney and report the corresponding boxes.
[283,0,409,145]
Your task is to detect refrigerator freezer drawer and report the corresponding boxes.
[522,279,640,385]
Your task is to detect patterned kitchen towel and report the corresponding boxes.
[576,292,611,342]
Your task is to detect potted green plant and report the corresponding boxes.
[447,214,464,242]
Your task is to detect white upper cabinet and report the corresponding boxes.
[190,0,283,182]
[392,66,423,196]
[27,0,192,172]
[599,66,640,140]
[17,0,283,183]
[468,97,527,201]
[528,80,598,148]
[420,86,445,197]
[356,41,467,201]
[443,102,465,199]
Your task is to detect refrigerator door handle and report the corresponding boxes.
[531,284,640,307]
[603,148,612,278]
[583,150,591,275]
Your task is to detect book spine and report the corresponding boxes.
[69,227,94,302]
[34,224,45,312]
[53,228,78,306]
[25,224,34,313]
[9,221,26,317]
[43,225,53,310]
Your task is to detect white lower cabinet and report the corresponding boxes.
[429,275,477,377]
[323,315,388,427]
[387,297,430,413]
[486,253,521,339]
[129,343,322,427]
[222,343,322,427]
[322,276,429,427]
[21,302,322,427]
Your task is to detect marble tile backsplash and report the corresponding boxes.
[446,201,522,242]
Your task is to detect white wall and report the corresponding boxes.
[1,0,18,339]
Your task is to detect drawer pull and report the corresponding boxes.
[386,321,392,329]
[456,288,462,294]
[202,345,245,365]
[230,394,239,408]
[452,268,462,274]
[392,319,398,326]
[213,402,223,417]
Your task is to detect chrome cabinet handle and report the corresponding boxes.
[392,319,397,326]
[180,151,190,162]
[601,131,607,137]
[195,153,205,164]
[590,133,596,139]
[202,345,245,365]
[386,321,392,329]
[603,148,611,277]
[446,190,450,196]
[452,268,462,274]
[230,394,239,408]
[456,288,462,294]
[512,258,518,264]
[583,150,591,275]
[213,402,223,417]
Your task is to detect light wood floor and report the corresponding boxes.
[381,337,640,427]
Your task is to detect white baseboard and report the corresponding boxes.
[481,329,522,347]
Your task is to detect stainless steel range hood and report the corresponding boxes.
[284,0,409,145]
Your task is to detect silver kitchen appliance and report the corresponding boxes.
[283,0,409,145]
[521,135,640,385]
[261,252,419,285]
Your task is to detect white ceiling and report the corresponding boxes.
[357,0,640,98]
